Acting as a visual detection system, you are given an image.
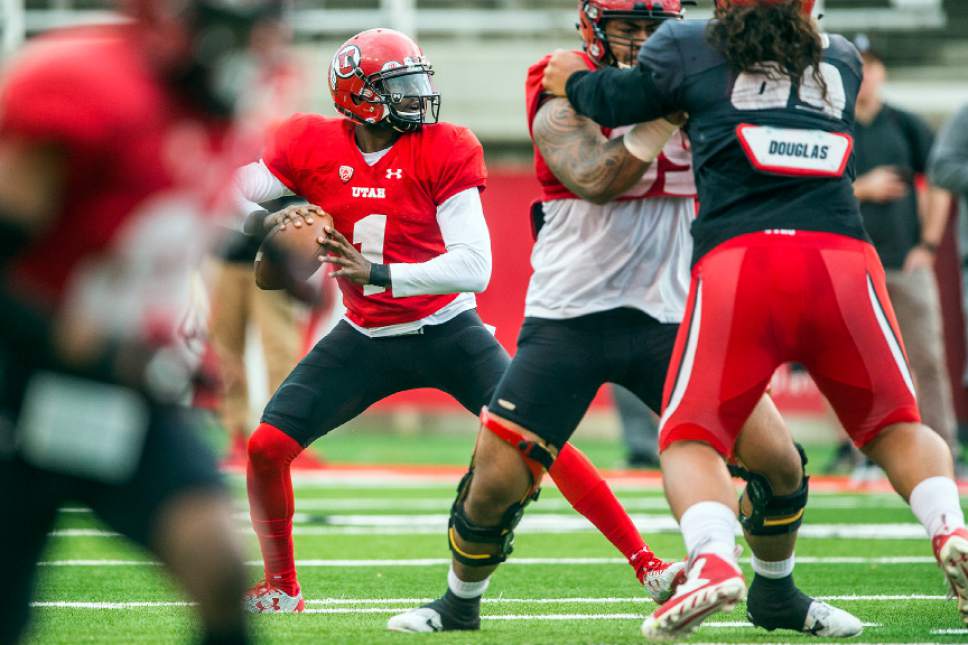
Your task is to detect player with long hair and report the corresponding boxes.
[540,0,966,638]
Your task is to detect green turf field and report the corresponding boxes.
[22,429,968,644]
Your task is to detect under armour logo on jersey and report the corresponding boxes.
[339,165,354,183]
[386,169,403,179]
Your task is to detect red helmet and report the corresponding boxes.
[713,0,816,15]
[329,29,440,133]
[578,1,690,67]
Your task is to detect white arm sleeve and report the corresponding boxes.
[389,188,492,298]
[233,160,294,215]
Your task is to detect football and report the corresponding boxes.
[254,210,334,290]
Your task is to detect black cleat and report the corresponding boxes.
[747,574,862,638]
[387,590,481,632]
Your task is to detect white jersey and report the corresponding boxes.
[525,131,696,323]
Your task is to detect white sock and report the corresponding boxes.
[679,501,738,561]
[910,476,965,538]
[447,564,490,599]
[751,554,795,579]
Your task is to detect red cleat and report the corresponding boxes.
[641,552,746,640]
[933,527,968,625]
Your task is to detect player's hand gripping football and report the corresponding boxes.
[317,226,376,286]
[265,203,328,232]
[542,49,588,97]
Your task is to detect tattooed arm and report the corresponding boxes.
[533,97,650,205]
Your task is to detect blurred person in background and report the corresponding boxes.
[613,384,661,468]
[929,101,968,454]
[209,200,301,467]
[389,1,859,636]
[0,1,288,642]
[851,37,963,474]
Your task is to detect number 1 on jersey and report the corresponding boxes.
[353,214,388,296]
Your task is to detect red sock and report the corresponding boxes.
[549,443,651,579]
[247,423,303,595]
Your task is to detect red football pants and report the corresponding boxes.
[659,231,920,458]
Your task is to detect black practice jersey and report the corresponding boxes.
[565,19,867,262]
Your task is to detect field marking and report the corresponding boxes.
[252,496,914,512]
[232,468,968,495]
[29,595,948,609]
[50,516,935,540]
[931,629,968,634]
[37,556,939,567]
[32,601,193,609]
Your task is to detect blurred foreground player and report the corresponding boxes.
[544,0,968,637]
[390,0,857,636]
[238,28,682,615]
[0,1,286,642]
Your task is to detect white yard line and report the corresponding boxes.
[50,516,935,540]
[304,595,944,604]
[37,556,939,567]
[27,603,883,627]
[29,597,947,609]
[930,629,968,634]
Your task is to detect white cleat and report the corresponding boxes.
[641,552,747,641]
[933,527,968,624]
[243,581,304,614]
[644,560,688,604]
[387,607,444,633]
[802,600,864,637]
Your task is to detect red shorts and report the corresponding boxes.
[659,230,920,458]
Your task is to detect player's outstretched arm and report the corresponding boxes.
[534,98,648,204]
[542,50,669,130]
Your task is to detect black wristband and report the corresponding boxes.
[920,241,940,254]
[369,263,391,288]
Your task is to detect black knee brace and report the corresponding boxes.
[447,470,540,567]
[730,443,809,536]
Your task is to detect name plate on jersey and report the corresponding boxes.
[736,124,853,178]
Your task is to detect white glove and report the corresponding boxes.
[623,118,680,163]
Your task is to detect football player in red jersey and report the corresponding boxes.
[236,28,683,618]
[0,1,286,643]
[542,0,968,637]
[390,0,857,635]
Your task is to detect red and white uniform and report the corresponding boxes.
[525,52,696,323]
[659,230,920,457]
[238,115,491,336]
[3,27,239,347]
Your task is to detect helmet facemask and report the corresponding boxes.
[578,2,692,69]
[596,17,663,68]
[371,65,441,132]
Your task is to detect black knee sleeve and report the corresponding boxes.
[447,470,540,567]
[731,443,809,536]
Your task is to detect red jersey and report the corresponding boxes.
[525,51,695,203]
[262,115,487,328]
[2,27,239,345]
